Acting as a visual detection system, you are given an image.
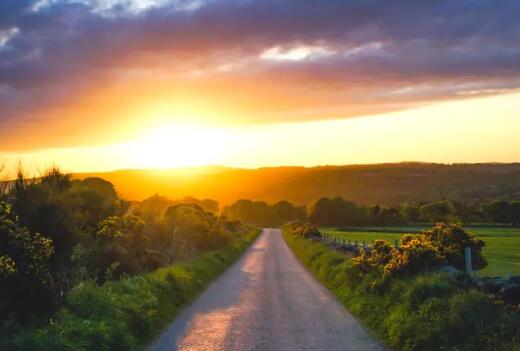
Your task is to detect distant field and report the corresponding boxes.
[321,226,520,276]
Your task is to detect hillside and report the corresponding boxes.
[73,163,520,206]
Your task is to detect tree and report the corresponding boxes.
[483,201,520,226]
[402,203,420,223]
[0,201,55,322]
[420,201,453,223]
[91,214,162,280]
[309,197,336,226]
[164,204,230,251]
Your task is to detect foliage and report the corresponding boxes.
[309,196,406,227]
[419,201,453,223]
[1,167,248,331]
[310,196,520,228]
[384,235,441,277]
[423,223,486,270]
[0,201,55,321]
[289,222,321,239]
[85,215,162,281]
[163,204,231,252]
[136,195,220,224]
[350,224,486,277]
[0,229,260,351]
[283,229,520,351]
[222,199,305,226]
[483,200,520,226]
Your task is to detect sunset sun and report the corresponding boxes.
[129,122,230,168]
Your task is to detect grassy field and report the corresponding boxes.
[321,226,520,276]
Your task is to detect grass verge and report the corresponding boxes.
[283,228,520,351]
[2,229,261,351]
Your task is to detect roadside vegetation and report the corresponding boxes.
[2,229,259,351]
[322,227,520,276]
[0,167,257,350]
[284,224,520,351]
[224,195,520,276]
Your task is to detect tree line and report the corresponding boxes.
[222,199,307,226]
[0,168,247,328]
[221,196,520,227]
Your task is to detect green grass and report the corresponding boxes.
[321,226,520,276]
[1,229,261,351]
[283,229,520,351]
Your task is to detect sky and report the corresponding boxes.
[1,0,519,175]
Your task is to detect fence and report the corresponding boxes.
[321,232,474,275]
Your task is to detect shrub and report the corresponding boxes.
[423,223,486,270]
[0,229,260,351]
[384,234,442,277]
[289,223,321,239]
[0,201,56,322]
[283,228,520,351]
[353,224,486,278]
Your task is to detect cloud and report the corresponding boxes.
[1,0,520,150]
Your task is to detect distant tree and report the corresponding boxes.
[420,201,453,223]
[309,197,362,226]
[378,206,403,227]
[164,204,230,251]
[309,197,336,226]
[401,203,421,223]
[511,201,520,227]
[174,196,219,214]
[483,200,520,226]
[71,177,127,228]
[138,194,173,224]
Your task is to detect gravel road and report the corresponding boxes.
[148,228,384,351]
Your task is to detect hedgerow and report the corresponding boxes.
[283,227,520,351]
[1,229,260,351]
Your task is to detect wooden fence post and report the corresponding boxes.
[465,247,472,275]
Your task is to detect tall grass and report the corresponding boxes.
[2,229,260,351]
[283,229,520,351]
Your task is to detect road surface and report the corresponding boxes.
[149,228,384,351]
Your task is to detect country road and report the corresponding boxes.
[149,228,384,351]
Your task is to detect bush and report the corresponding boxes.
[384,234,442,277]
[283,228,520,351]
[289,223,321,239]
[0,229,260,351]
[352,224,486,278]
[423,223,486,270]
[0,201,56,322]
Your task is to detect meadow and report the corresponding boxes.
[322,226,520,276]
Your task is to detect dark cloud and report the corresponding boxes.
[1,0,520,149]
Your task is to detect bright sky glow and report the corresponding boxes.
[2,92,518,176]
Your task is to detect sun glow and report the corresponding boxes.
[1,92,519,175]
[127,122,231,169]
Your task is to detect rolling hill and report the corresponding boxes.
[73,163,520,206]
